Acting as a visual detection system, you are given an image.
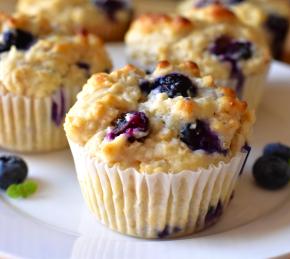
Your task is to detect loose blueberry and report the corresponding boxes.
[265,14,289,59]
[0,29,36,53]
[253,155,290,190]
[92,0,127,21]
[107,111,150,142]
[0,156,28,190]
[152,73,197,98]
[263,143,290,162]
[205,201,223,227]
[209,35,252,95]
[180,120,227,154]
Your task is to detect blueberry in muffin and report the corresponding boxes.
[65,61,254,238]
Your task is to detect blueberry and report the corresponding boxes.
[92,0,128,21]
[265,14,289,59]
[210,36,252,61]
[157,225,181,239]
[209,35,252,96]
[107,111,150,142]
[76,62,90,71]
[139,79,152,95]
[152,73,197,98]
[253,155,290,190]
[263,143,290,162]
[51,89,66,127]
[205,201,223,227]
[0,156,28,190]
[195,0,244,8]
[180,120,227,154]
[0,29,36,53]
[227,0,244,4]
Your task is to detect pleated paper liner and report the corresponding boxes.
[0,85,81,153]
[69,141,248,239]
[216,65,270,110]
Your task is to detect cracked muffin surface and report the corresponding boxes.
[17,0,133,41]
[65,61,254,173]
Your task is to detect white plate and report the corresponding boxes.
[0,44,290,259]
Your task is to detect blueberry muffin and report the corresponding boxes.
[0,13,112,152]
[64,61,254,238]
[17,0,133,42]
[125,9,271,109]
[179,0,290,59]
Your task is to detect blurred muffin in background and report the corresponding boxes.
[125,6,271,109]
[178,0,290,60]
[0,12,112,152]
[17,0,133,41]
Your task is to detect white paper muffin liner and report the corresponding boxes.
[0,85,81,153]
[69,141,248,239]
[216,66,270,110]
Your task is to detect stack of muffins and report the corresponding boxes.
[1,0,283,238]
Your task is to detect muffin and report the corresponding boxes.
[125,9,271,109]
[0,13,112,152]
[64,61,254,238]
[17,0,133,42]
[179,0,290,59]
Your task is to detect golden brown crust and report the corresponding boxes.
[0,32,112,97]
[64,61,254,173]
[190,4,239,23]
[17,0,133,42]
[125,10,271,85]
[131,13,194,35]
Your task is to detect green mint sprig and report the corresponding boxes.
[6,180,38,199]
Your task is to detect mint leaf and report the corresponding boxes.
[6,184,22,199]
[6,181,38,199]
[22,181,38,197]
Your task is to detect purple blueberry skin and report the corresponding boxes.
[0,156,28,190]
[139,73,197,98]
[180,120,228,155]
[195,0,244,8]
[76,62,90,71]
[209,35,252,96]
[263,143,290,162]
[152,73,197,98]
[265,14,289,60]
[106,111,150,142]
[51,90,66,127]
[0,29,36,53]
[204,201,223,227]
[139,79,152,95]
[157,225,181,239]
[253,155,290,190]
[92,0,129,21]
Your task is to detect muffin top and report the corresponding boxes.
[17,0,132,36]
[0,13,112,98]
[125,9,271,95]
[64,61,254,174]
[179,0,290,27]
